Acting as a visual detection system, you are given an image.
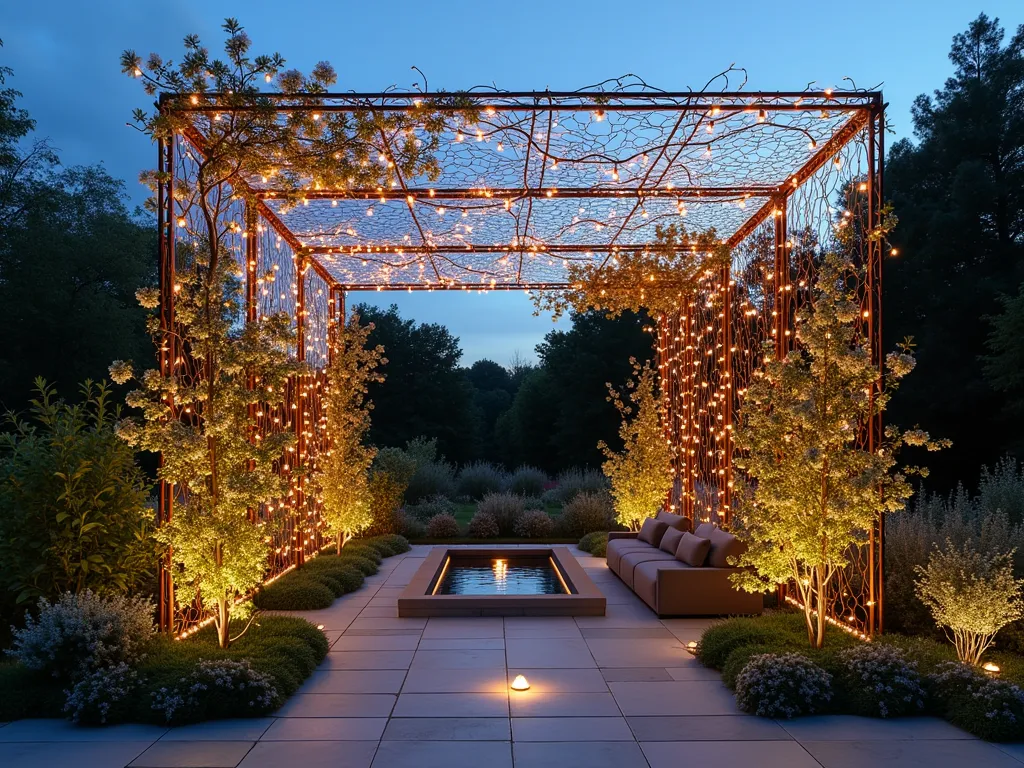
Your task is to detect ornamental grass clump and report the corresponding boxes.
[734,653,833,718]
[507,466,548,497]
[477,492,526,536]
[514,509,555,538]
[929,661,1024,741]
[837,644,925,718]
[150,658,278,725]
[8,591,154,681]
[557,491,614,538]
[407,495,457,523]
[426,513,460,539]
[457,462,509,500]
[914,540,1024,664]
[467,512,499,539]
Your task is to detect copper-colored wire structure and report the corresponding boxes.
[156,74,885,638]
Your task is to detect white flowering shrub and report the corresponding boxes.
[63,662,138,724]
[734,653,833,718]
[151,659,278,724]
[8,591,154,680]
[929,662,1024,741]
[425,513,460,539]
[838,644,925,718]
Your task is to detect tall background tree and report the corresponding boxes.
[0,50,153,412]
[887,13,1024,487]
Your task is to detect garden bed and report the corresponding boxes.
[696,610,1024,741]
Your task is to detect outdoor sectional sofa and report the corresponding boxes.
[606,512,763,617]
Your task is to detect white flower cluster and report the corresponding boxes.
[886,351,916,378]
[839,644,925,718]
[63,662,138,724]
[930,661,1024,735]
[735,652,833,719]
[151,658,278,724]
[7,591,154,680]
[108,360,134,385]
[135,286,160,310]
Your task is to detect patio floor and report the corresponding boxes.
[2,544,1023,767]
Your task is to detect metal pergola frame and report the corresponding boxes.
[156,84,886,638]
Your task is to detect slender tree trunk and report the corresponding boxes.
[337,532,344,554]
[217,597,230,648]
[813,566,826,649]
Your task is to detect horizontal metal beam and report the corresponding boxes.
[333,282,571,292]
[309,243,668,255]
[260,186,778,202]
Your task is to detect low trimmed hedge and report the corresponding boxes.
[577,531,608,557]
[698,611,1024,741]
[0,615,327,724]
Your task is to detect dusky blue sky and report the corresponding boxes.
[5,0,1020,366]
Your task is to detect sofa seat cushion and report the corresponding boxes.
[618,549,676,588]
[638,518,670,547]
[656,510,693,533]
[633,560,689,609]
[606,538,654,572]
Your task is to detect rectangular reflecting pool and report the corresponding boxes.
[435,555,567,596]
[399,547,606,617]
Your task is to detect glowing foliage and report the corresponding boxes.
[533,225,731,320]
[730,253,948,648]
[315,312,385,551]
[600,360,672,531]
[915,540,1024,665]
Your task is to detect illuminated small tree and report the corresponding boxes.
[730,253,947,648]
[315,312,386,552]
[915,540,1024,665]
[119,19,452,645]
[600,359,672,531]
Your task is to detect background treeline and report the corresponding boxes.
[5,15,1024,489]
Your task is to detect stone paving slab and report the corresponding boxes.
[0,741,151,768]
[392,692,510,718]
[401,666,507,693]
[512,716,635,741]
[301,670,408,694]
[370,739,513,768]
[801,738,1023,768]
[627,714,792,741]
[382,717,511,741]
[260,717,387,741]
[513,740,649,768]
[237,740,377,768]
[129,739,254,767]
[642,739,823,768]
[160,719,275,741]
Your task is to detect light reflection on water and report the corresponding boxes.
[436,556,565,595]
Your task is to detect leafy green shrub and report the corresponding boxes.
[406,495,457,523]
[521,496,546,511]
[697,618,792,670]
[406,460,457,503]
[577,531,608,557]
[339,543,382,565]
[929,661,1024,741]
[252,576,334,611]
[467,512,499,539]
[398,511,426,539]
[837,644,925,718]
[508,466,548,497]
[915,540,1024,664]
[885,457,1024,637]
[514,509,555,538]
[457,462,509,500]
[553,467,609,504]
[151,658,279,724]
[477,492,525,535]
[0,380,154,605]
[557,491,614,538]
[8,591,154,681]
[426,513,460,538]
[735,653,833,718]
[359,534,410,556]
[336,554,378,577]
